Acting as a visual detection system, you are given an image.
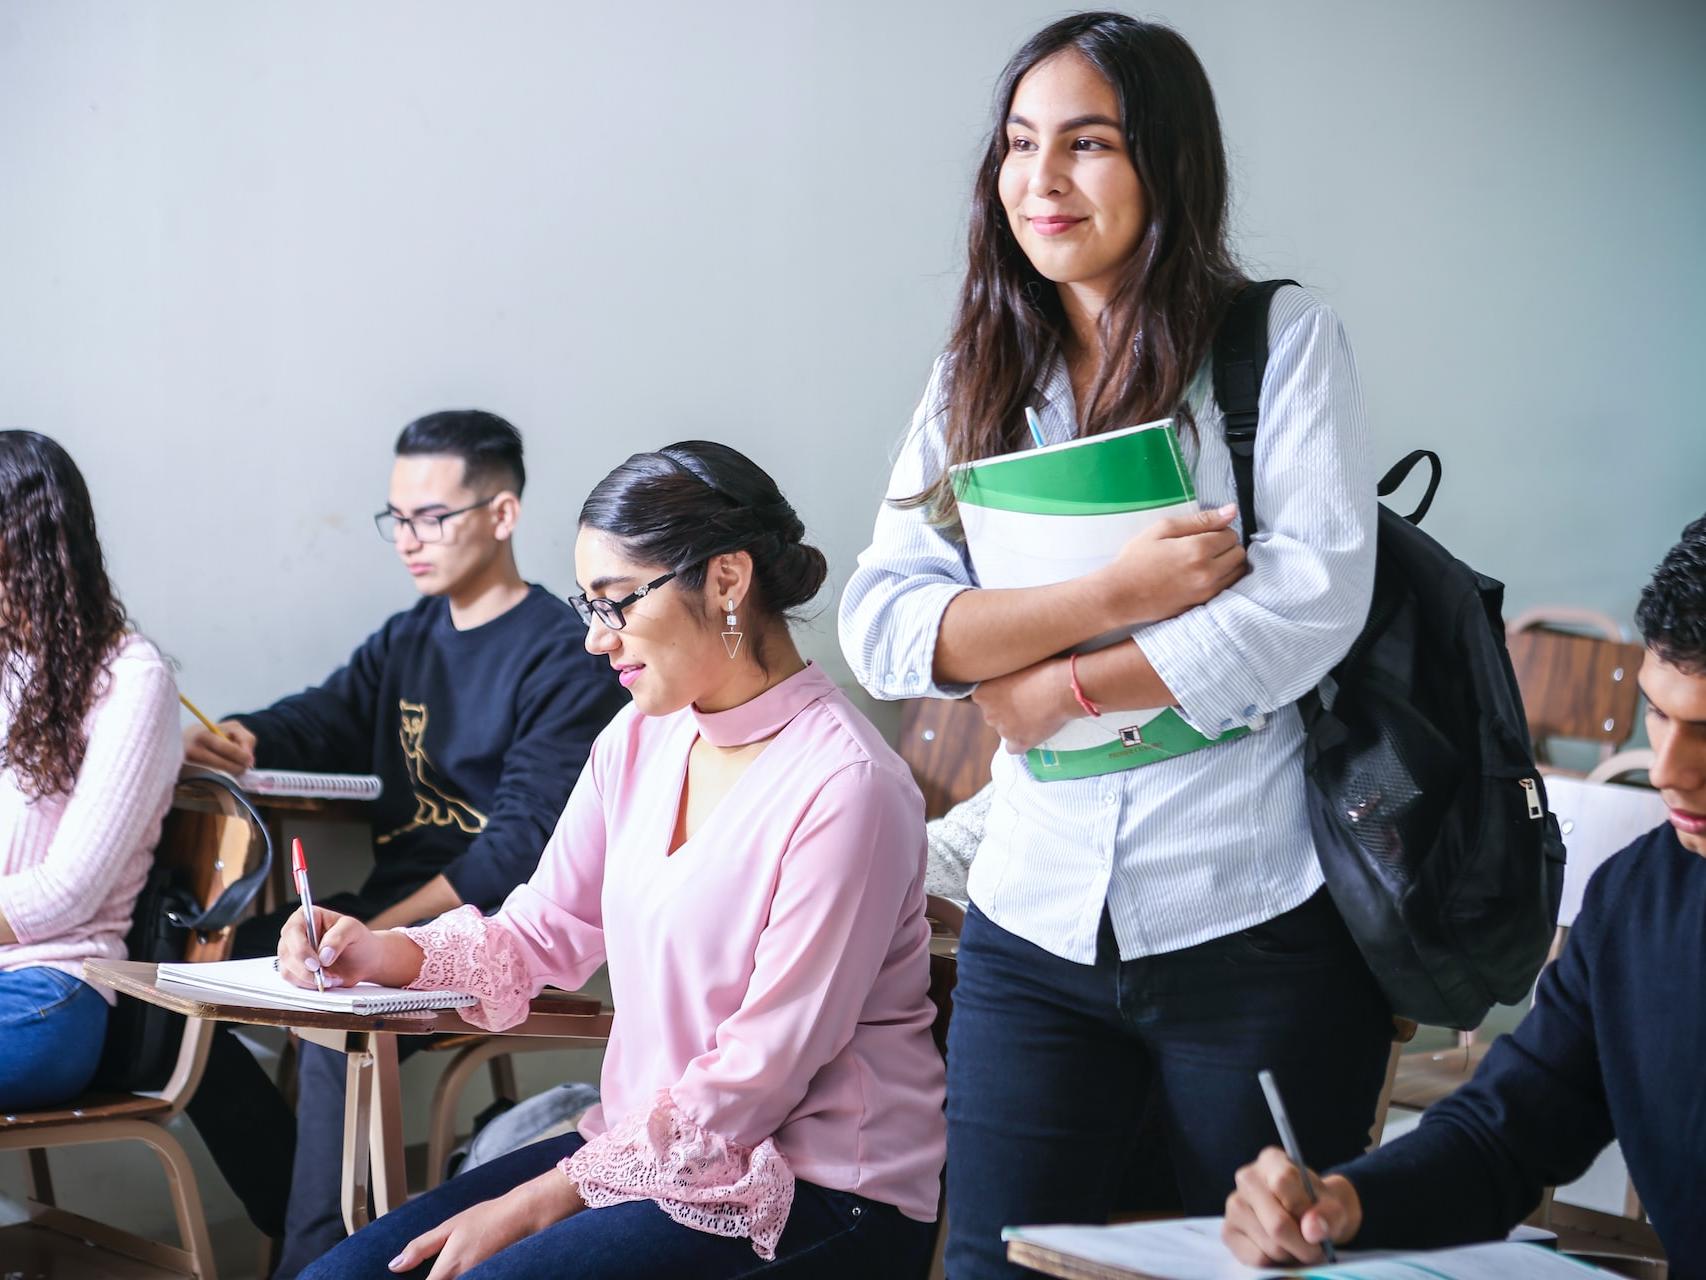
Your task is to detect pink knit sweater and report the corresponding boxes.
[0,635,183,1002]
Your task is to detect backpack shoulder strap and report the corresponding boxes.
[1212,278,1297,546]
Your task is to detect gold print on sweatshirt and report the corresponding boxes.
[376,699,488,844]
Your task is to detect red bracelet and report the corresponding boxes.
[1068,653,1102,717]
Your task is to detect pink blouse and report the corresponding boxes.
[403,662,946,1258]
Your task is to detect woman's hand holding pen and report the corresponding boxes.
[1222,1146,1362,1266]
[1094,504,1248,628]
[388,1170,585,1277]
[277,907,424,991]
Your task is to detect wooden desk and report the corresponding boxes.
[1007,1239,1141,1279]
[86,959,613,1236]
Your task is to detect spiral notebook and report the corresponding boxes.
[155,956,476,1015]
[238,769,383,801]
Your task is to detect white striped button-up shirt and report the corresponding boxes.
[838,286,1375,964]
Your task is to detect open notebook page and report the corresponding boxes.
[156,955,474,1015]
[1001,1218,1582,1280]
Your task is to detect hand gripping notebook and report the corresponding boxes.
[951,418,1252,782]
[155,955,474,1015]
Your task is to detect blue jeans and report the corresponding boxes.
[0,966,109,1111]
[945,892,1393,1279]
[302,1131,937,1279]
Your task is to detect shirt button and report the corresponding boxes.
[908,670,923,686]
[1103,793,1117,807]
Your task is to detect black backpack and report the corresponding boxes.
[1214,279,1566,1030]
[91,770,273,1092]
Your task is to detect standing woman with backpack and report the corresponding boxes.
[839,15,1393,1276]
[0,430,183,1110]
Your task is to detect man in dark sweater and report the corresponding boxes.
[1223,513,1706,1280]
[181,410,626,1271]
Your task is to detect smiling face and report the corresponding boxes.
[1639,650,1706,856]
[575,528,743,717]
[384,454,513,597]
[998,51,1146,308]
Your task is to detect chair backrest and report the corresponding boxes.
[147,788,263,1104]
[1506,615,1644,766]
[898,699,1002,819]
[1544,775,1669,932]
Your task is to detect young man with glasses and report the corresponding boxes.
[181,409,626,1270]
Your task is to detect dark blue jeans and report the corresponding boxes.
[301,1131,937,1279]
[0,966,109,1111]
[945,891,1393,1279]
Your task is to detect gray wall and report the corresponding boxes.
[2,0,1703,721]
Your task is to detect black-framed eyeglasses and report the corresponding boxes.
[568,572,677,631]
[374,495,497,543]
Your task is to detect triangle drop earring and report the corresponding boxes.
[722,599,743,660]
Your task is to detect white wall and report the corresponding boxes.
[2,0,1702,720]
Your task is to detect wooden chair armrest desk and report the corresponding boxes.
[84,959,613,1238]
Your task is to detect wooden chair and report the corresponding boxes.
[0,785,263,1279]
[1506,608,1645,770]
[1386,772,1666,1116]
[899,697,1002,819]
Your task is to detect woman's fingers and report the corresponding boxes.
[391,1217,454,1273]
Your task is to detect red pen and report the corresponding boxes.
[292,837,326,993]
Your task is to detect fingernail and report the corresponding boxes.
[388,1256,406,1271]
[325,975,343,987]
[320,946,336,964]
[304,957,320,973]
[1218,503,1238,515]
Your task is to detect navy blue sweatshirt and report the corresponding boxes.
[234,586,626,911]
[1339,823,1705,1279]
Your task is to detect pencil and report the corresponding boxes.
[179,693,231,741]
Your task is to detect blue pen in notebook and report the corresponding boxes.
[1024,406,1047,449]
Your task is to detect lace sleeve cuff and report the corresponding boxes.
[400,904,532,1031]
[561,1089,795,1260]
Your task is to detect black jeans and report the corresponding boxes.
[302,1131,937,1279]
[944,890,1392,1279]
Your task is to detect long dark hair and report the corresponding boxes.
[579,441,828,670]
[0,431,132,799]
[915,12,1245,523]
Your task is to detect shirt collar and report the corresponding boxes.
[691,661,833,747]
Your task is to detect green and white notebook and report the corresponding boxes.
[951,418,1248,782]
[156,955,475,1015]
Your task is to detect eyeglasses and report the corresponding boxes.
[568,572,677,631]
[374,496,497,543]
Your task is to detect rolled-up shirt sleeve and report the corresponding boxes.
[838,358,978,702]
[1136,296,1375,735]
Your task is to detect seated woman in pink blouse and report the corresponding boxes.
[285,440,946,1279]
[0,430,183,1111]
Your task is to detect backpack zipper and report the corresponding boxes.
[1519,777,1543,820]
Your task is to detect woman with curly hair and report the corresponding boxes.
[0,430,182,1110]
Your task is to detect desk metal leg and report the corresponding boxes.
[300,1028,408,1238]
[340,1045,376,1236]
[367,1033,406,1219]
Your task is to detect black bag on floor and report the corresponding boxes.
[91,770,273,1092]
[1215,280,1566,1030]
